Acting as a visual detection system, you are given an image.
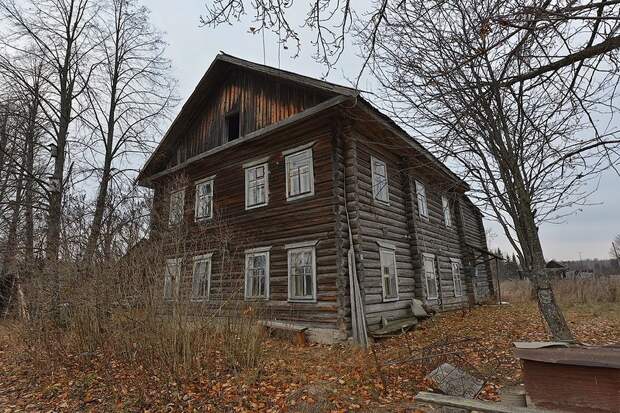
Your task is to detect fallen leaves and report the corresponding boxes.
[0,302,618,412]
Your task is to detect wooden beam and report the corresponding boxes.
[415,392,560,413]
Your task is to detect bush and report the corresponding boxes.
[10,227,267,379]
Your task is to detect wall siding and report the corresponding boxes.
[152,115,342,329]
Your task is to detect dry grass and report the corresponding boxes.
[500,276,620,309]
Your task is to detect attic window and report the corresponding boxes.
[226,111,240,142]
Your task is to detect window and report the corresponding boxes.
[442,195,452,227]
[451,259,463,297]
[226,111,240,141]
[285,147,314,200]
[191,254,212,301]
[245,247,270,299]
[379,245,398,301]
[195,176,214,221]
[416,181,428,219]
[423,254,438,299]
[371,157,389,204]
[168,189,185,226]
[287,241,317,301]
[245,162,269,209]
[164,258,181,300]
[475,263,484,277]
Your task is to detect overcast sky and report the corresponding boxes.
[147,1,619,261]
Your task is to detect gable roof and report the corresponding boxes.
[137,53,467,189]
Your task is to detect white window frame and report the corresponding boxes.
[416,180,429,220]
[164,258,182,301]
[423,253,439,300]
[451,258,463,297]
[244,159,269,210]
[284,145,315,201]
[244,247,271,300]
[371,156,389,204]
[378,242,399,301]
[191,253,213,301]
[286,240,318,302]
[168,189,185,226]
[442,195,452,227]
[194,175,215,221]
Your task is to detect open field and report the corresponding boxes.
[1,294,618,412]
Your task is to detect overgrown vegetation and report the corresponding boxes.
[501,277,620,307]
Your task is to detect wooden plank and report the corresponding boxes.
[414,392,561,413]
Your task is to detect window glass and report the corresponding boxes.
[380,249,398,300]
[288,248,315,300]
[164,259,181,300]
[245,163,268,208]
[191,257,211,300]
[372,158,389,203]
[168,190,185,225]
[452,261,463,297]
[245,251,269,299]
[195,179,213,220]
[442,195,452,227]
[424,255,438,299]
[416,181,428,218]
[286,149,313,199]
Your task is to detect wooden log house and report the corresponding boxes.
[137,54,495,343]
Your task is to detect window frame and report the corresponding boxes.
[244,247,271,300]
[451,258,463,297]
[415,180,429,220]
[284,145,315,201]
[423,253,439,300]
[164,258,182,301]
[244,159,269,210]
[194,175,215,222]
[191,253,213,301]
[286,240,318,302]
[168,189,185,226]
[371,156,389,205]
[378,242,399,302]
[442,195,452,227]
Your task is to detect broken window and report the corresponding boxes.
[194,177,214,221]
[164,258,181,300]
[423,254,439,299]
[168,189,185,226]
[226,111,240,141]
[416,180,428,219]
[371,157,389,203]
[442,195,452,227]
[191,254,212,301]
[380,247,399,301]
[451,259,463,297]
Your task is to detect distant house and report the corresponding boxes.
[546,260,568,279]
[137,54,496,343]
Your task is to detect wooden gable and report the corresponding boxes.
[168,67,334,169]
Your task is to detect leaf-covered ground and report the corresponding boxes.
[1,302,618,412]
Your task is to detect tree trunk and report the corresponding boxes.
[24,82,40,270]
[0,175,23,313]
[520,206,574,342]
[84,155,112,262]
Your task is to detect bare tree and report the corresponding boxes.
[81,0,176,263]
[201,1,620,78]
[352,0,620,341]
[612,234,620,264]
[0,0,102,273]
